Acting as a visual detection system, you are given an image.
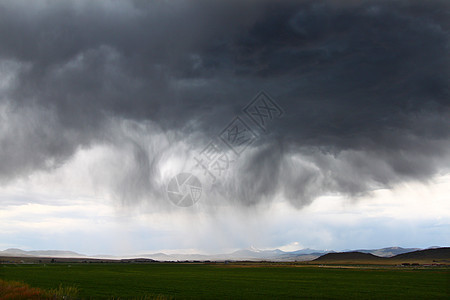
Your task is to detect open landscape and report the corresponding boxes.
[1,0,449,299]
[2,263,449,299]
[1,247,449,299]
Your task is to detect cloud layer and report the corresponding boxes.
[0,0,449,208]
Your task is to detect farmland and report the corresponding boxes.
[1,263,449,299]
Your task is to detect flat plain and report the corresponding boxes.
[1,262,449,299]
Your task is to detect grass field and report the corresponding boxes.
[1,263,449,299]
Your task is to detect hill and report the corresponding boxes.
[313,248,450,264]
[389,247,450,263]
[313,252,385,263]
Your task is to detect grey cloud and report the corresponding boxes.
[0,0,449,207]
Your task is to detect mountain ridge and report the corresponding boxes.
[1,246,445,262]
[313,247,450,264]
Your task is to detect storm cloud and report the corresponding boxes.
[0,0,449,208]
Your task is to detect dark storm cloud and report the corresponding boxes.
[0,0,449,207]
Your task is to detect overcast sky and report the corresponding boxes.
[0,0,449,255]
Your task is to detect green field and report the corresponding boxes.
[1,263,449,299]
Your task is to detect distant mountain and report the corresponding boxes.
[137,248,328,262]
[0,248,85,258]
[229,249,285,259]
[2,246,447,262]
[289,248,329,255]
[132,253,171,261]
[0,248,29,256]
[354,247,420,257]
[426,246,442,249]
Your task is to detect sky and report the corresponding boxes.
[0,0,449,256]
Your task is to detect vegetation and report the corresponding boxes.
[0,279,79,299]
[0,263,449,299]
